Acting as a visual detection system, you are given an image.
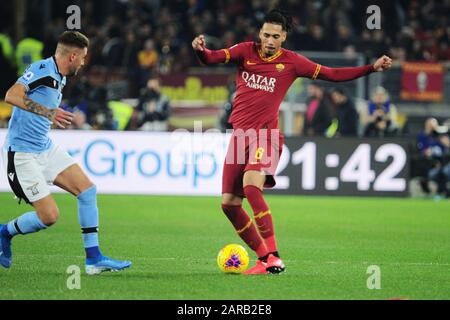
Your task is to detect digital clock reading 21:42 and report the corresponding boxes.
[270,137,411,197]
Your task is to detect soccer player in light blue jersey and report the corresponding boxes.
[0,31,131,275]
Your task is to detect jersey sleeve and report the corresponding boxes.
[293,52,375,82]
[293,53,321,79]
[16,62,52,92]
[195,42,248,65]
[224,42,248,64]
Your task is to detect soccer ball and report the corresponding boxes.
[217,244,249,274]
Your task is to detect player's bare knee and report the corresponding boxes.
[77,184,97,203]
[243,171,265,190]
[38,207,60,226]
[45,208,59,226]
[221,194,243,207]
[78,182,95,196]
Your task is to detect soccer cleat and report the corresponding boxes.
[243,259,268,275]
[0,224,12,269]
[85,255,132,275]
[265,253,285,274]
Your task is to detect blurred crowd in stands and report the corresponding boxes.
[38,0,450,74]
[297,84,400,138]
[0,0,449,197]
[1,0,449,88]
[414,117,450,199]
[0,0,449,137]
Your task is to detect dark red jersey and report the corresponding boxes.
[196,41,375,130]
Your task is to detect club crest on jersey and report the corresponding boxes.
[241,71,276,93]
[276,63,285,72]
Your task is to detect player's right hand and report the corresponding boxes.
[192,35,206,51]
[52,108,73,129]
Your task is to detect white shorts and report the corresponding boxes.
[1,144,76,204]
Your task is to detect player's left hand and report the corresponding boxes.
[52,108,73,129]
[373,55,393,72]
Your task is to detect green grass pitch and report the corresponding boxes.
[0,192,449,300]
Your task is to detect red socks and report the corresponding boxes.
[221,186,279,258]
[221,204,268,258]
[243,185,278,253]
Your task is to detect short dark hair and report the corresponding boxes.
[331,88,347,96]
[264,9,293,32]
[58,31,89,49]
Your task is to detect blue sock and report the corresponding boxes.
[86,247,101,262]
[77,185,102,259]
[5,211,47,237]
[1,225,12,239]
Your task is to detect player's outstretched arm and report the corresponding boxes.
[317,55,393,82]
[5,83,73,128]
[192,34,230,65]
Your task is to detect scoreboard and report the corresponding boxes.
[270,137,412,197]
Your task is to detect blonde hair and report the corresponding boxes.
[371,86,389,101]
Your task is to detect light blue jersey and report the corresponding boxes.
[5,56,66,153]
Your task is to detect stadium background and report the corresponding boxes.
[0,0,449,300]
[1,0,449,198]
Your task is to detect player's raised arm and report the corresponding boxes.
[5,83,73,128]
[295,53,393,82]
[192,34,228,65]
[192,35,244,65]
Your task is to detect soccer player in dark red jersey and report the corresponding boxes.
[192,10,392,274]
